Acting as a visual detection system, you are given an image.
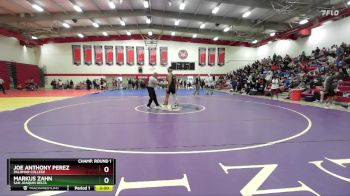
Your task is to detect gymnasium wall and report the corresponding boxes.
[257,16,350,59]
[41,15,350,87]
[2,15,350,88]
[0,35,38,65]
[40,40,257,85]
[0,36,42,89]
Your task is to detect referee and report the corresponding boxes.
[146,72,160,109]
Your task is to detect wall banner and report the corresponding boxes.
[105,46,114,65]
[160,47,168,66]
[137,46,145,66]
[116,46,124,65]
[83,45,92,66]
[218,48,225,66]
[126,46,135,66]
[149,47,157,66]
[94,45,103,65]
[208,48,216,66]
[72,45,81,66]
[198,47,206,66]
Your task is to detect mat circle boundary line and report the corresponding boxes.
[24,97,313,155]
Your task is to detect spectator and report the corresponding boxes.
[193,75,200,96]
[57,79,62,89]
[70,80,74,89]
[86,78,92,90]
[231,76,237,92]
[322,73,338,109]
[95,79,100,89]
[132,79,135,89]
[206,75,214,95]
[201,79,205,89]
[100,78,107,90]
[270,75,280,100]
[50,79,57,89]
[135,79,139,90]
[128,79,132,89]
[0,77,5,94]
[25,78,37,90]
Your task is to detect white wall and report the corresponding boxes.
[40,40,256,84]
[41,15,350,85]
[257,16,350,59]
[40,40,258,75]
[0,35,38,64]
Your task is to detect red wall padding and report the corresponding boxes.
[15,63,41,86]
[0,61,10,89]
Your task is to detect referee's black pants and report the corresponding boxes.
[147,87,159,107]
[0,84,5,94]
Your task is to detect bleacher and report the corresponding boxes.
[0,60,42,90]
[225,43,350,105]
[337,77,350,102]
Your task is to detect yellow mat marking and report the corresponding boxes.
[0,97,70,112]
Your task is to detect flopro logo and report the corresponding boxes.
[320,9,339,16]
[178,50,188,60]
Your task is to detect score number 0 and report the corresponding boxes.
[103,166,110,184]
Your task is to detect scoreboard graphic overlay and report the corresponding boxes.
[8,158,115,192]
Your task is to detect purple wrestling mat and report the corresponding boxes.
[0,93,350,196]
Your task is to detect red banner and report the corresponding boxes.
[105,46,114,65]
[94,45,103,65]
[126,46,134,65]
[218,48,225,66]
[149,47,157,66]
[72,45,81,65]
[116,46,124,65]
[160,47,168,66]
[83,45,92,65]
[208,48,216,66]
[198,47,206,66]
[137,47,144,66]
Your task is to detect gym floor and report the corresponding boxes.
[1,89,350,196]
